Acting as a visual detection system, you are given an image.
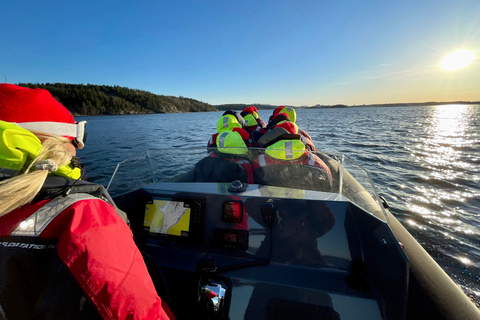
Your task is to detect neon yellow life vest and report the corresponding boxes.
[258,186,305,199]
[217,115,242,133]
[265,139,306,160]
[279,107,296,123]
[216,131,249,156]
[0,120,82,179]
[243,113,259,127]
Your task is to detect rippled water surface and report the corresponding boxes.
[78,104,480,306]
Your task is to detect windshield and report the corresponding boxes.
[107,147,388,222]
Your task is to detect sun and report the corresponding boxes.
[440,49,476,71]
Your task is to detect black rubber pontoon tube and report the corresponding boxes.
[387,211,480,320]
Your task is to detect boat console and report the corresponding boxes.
[114,181,409,320]
[107,148,480,320]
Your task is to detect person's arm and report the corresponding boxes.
[47,199,171,320]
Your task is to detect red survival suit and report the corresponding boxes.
[0,173,172,320]
[252,137,333,191]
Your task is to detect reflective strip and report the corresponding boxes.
[285,141,293,159]
[259,154,266,167]
[308,153,315,166]
[17,121,85,140]
[218,132,228,148]
[11,193,98,236]
[223,116,229,128]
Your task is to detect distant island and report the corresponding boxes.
[19,83,217,115]
[18,83,479,116]
[307,102,480,108]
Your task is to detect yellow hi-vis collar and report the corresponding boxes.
[217,131,249,155]
[280,107,296,123]
[0,120,82,179]
[243,113,258,127]
[217,115,242,133]
[265,139,305,160]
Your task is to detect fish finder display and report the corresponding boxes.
[144,198,192,237]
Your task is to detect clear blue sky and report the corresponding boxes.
[1,0,479,106]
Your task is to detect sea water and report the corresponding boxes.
[77,104,480,307]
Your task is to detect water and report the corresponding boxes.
[77,104,480,307]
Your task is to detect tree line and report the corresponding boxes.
[18,83,217,116]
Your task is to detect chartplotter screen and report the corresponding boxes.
[144,198,192,237]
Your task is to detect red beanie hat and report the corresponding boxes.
[0,84,75,124]
[242,106,257,116]
[273,106,285,117]
[275,121,297,134]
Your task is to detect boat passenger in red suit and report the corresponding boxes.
[240,106,267,134]
[0,84,174,320]
[267,106,316,151]
[253,121,332,191]
[207,112,258,148]
[201,113,254,183]
[236,106,266,147]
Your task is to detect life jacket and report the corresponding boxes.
[0,202,102,320]
[0,120,82,180]
[0,173,170,320]
[266,113,291,131]
[0,175,107,319]
[253,139,332,191]
[267,113,316,151]
[268,106,296,124]
[278,106,296,123]
[242,113,267,133]
[207,128,260,148]
[207,114,259,147]
[222,110,246,128]
[257,127,301,148]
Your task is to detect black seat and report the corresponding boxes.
[193,151,253,184]
[254,162,332,192]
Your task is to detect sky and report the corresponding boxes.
[1,0,480,106]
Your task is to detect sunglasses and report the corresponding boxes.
[16,120,87,149]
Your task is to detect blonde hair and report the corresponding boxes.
[0,132,73,217]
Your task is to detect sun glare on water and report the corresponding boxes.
[440,49,476,71]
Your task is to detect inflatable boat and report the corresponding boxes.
[110,148,480,320]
